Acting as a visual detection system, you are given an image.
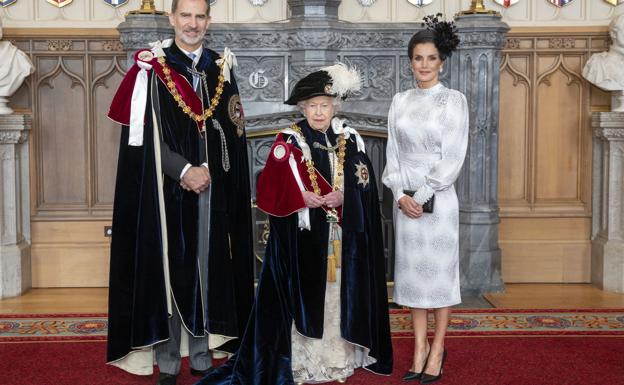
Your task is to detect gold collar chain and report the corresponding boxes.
[158,56,225,124]
[290,123,346,195]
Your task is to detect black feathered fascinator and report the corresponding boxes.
[423,13,460,59]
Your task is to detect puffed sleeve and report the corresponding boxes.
[411,91,469,205]
[382,94,407,203]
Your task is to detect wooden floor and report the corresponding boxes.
[1,284,623,314]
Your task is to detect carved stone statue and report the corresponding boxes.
[582,14,624,112]
[0,18,35,114]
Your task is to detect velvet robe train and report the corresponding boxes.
[107,43,254,366]
[197,120,393,385]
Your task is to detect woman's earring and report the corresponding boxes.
[439,67,444,73]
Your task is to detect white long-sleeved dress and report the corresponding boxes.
[382,83,469,309]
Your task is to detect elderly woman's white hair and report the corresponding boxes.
[296,97,342,116]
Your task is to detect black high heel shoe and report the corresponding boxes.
[420,350,447,384]
[402,346,431,382]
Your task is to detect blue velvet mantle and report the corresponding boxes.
[107,43,254,364]
[197,120,393,384]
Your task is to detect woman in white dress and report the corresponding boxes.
[382,14,467,384]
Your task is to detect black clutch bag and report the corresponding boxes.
[403,190,435,213]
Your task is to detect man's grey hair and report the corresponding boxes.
[171,0,211,15]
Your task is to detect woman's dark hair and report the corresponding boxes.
[408,13,460,61]
[408,30,438,60]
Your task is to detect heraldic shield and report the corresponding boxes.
[493,0,520,7]
[604,0,624,6]
[46,0,73,7]
[407,0,434,7]
[103,0,129,7]
[0,0,17,7]
[547,0,575,7]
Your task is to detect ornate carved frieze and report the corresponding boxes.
[47,40,73,51]
[0,131,29,144]
[208,32,288,49]
[459,31,508,49]
[504,38,521,50]
[549,38,575,49]
[0,115,31,144]
[287,31,343,49]
[594,128,624,140]
[343,56,395,101]
[119,31,175,51]
[205,29,413,51]
[103,40,124,51]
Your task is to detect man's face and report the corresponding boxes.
[169,0,211,52]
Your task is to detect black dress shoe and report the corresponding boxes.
[190,366,214,377]
[402,370,421,381]
[156,373,177,385]
[420,350,447,384]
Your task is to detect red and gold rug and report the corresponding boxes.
[1,309,623,385]
[1,309,623,342]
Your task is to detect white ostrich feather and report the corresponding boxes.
[322,62,361,98]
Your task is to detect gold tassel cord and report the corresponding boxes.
[332,238,341,268]
[327,253,337,282]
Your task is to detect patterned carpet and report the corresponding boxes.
[1,308,623,342]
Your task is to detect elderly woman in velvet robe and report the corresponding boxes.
[197,63,393,385]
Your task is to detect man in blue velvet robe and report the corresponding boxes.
[106,1,253,384]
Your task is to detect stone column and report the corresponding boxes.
[592,112,624,293]
[117,14,173,64]
[0,114,31,298]
[452,14,509,295]
[286,0,342,74]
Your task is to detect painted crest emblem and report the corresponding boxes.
[137,50,154,62]
[272,144,288,161]
[103,0,129,7]
[0,0,17,7]
[603,0,624,5]
[46,0,73,7]
[407,0,433,7]
[354,161,370,188]
[228,94,245,137]
[493,0,520,7]
[324,84,332,94]
[546,0,575,7]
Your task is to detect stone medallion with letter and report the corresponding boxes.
[546,0,575,7]
[493,0,520,7]
[407,0,433,7]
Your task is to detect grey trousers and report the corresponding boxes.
[155,185,212,375]
[154,306,212,375]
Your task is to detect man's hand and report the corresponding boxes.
[322,191,344,208]
[302,191,324,208]
[398,195,423,219]
[181,166,211,194]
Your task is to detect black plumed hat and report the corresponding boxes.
[285,63,361,105]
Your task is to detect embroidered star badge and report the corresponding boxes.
[354,161,370,188]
